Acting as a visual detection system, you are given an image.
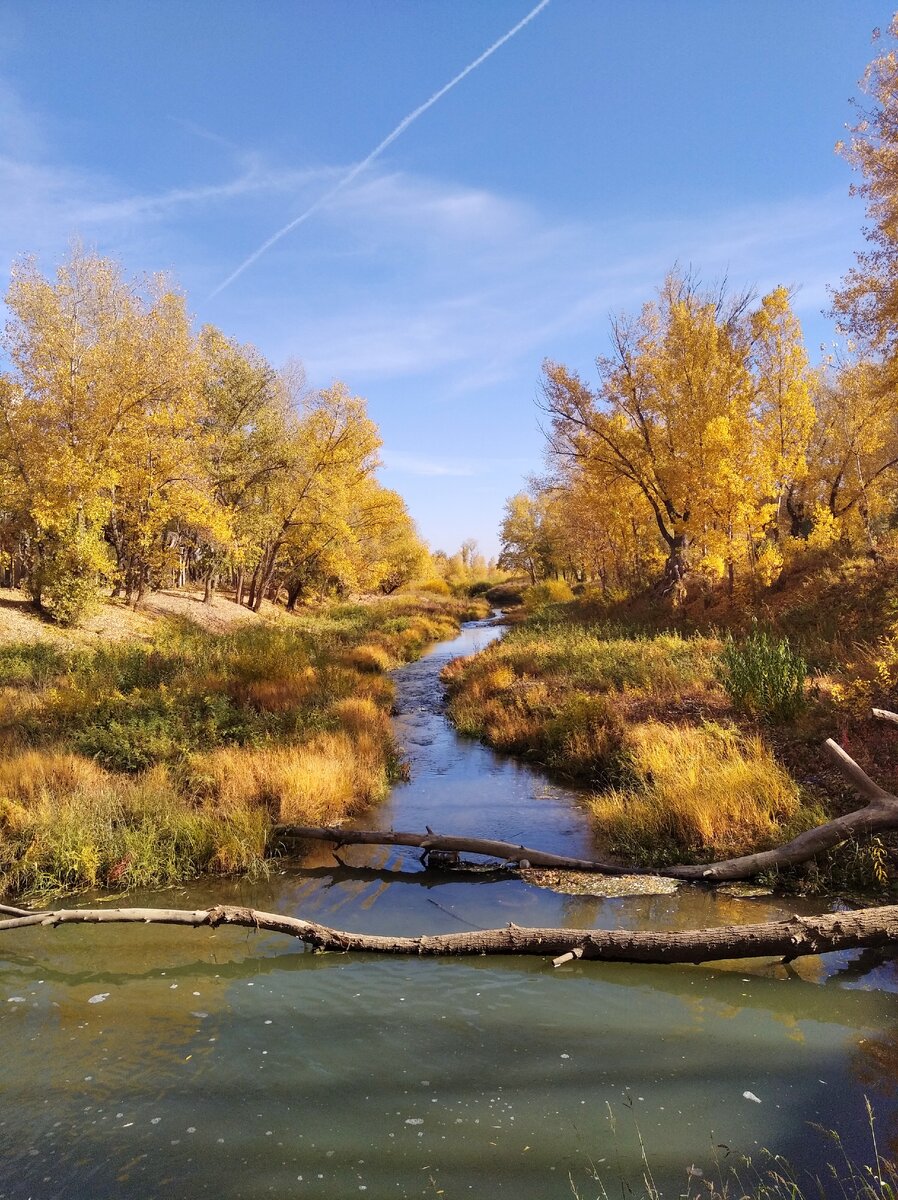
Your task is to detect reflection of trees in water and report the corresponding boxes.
[560,893,602,927]
[852,1018,898,1157]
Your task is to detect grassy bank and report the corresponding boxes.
[442,600,865,876]
[0,592,487,897]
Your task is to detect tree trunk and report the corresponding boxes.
[286,579,303,612]
[132,564,149,609]
[235,568,244,607]
[1,903,896,966]
[247,563,262,611]
[659,533,688,602]
[273,824,633,873]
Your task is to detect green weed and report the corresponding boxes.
[717,626,807,720]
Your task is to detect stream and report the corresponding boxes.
[0,613,896,1198]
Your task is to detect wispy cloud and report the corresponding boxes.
[72,165,328,225]
[265,173,858,388]
[0,67,860,395]
[209,0,552,296]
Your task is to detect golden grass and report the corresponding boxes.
[193,697,395,825]
[0,591,484,896]
[0,697,397,895]
[444,622,721,783]
[341,643,394,673]
[0,756,270,895]
[590,721,813,862]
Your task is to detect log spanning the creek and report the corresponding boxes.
[274,711,898,884]
[1,903,898,966]
[271,824,635,873]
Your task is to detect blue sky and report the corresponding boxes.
[0,1,886,556]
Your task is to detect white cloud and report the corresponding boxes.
[265,176,859,388]
[0,70,862,395]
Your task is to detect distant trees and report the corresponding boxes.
[0,248,427,623]
[426,539,503,595]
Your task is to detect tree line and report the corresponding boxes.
[500,23,898,602]
[0,249,428,623]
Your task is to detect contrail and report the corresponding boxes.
[210,0,552,297]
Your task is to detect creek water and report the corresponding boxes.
[0,614,896,1199]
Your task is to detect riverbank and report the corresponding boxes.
[1,599,896,1199]
[0,589,488,897]
[442,581,898,892]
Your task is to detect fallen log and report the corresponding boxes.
[274,713,898,883]
[271,824,635,874]
[655,734,898,882]
[1,903,897,965]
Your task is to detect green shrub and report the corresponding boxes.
[717,626,807,720]
[32,527,111,626]
[0,642,68,687]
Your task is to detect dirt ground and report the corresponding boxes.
[0,587,277,646]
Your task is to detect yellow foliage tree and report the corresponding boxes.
[0,248,205,620]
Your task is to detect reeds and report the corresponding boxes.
[590,721,816,862]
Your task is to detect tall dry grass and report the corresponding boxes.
[444,621,721,784]
[0,753,269,895]
[590,722,819,863]
[445,609,825,867]
[0,592,486,896]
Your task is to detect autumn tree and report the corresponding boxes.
[749,286,818,544]
[0,249,203,621]
[542,271,759,591]
[0,249,430,622]
[243,381,382,611]
[197,328,293,604]
[509,271,828,599]
[498,491,548,584]
[833,16,898,354]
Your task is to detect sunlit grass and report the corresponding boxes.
[0,592,487,896]
[444,609,826,864]
[589,721,819,863]
[0,757,270,895]
[444,620,721,783]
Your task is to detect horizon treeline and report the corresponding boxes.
[0,248,430,624]
[499,21,898,603]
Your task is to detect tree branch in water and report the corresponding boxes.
[273,711,898,883]
[1,903,897,965]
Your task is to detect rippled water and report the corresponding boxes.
[0,615,896,1199]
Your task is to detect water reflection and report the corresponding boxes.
[0,613,894,1198]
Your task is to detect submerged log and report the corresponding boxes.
[275,713,898,884]
[0,903,897,965]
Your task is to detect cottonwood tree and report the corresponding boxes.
[0,249,201,621]
[833,16,898,356]
[243,381,382,611]
[0,249,429,622]
[542,271,758,591]
[498,491,549,584]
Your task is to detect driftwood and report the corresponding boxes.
[1,903,897,965]
[275,712,898,883]
[272,824,633,873]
